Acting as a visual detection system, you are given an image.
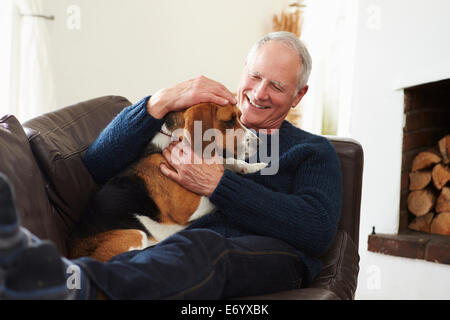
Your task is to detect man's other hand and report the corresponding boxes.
[147,76,237,119]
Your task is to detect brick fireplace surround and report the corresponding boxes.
[368,79,450,265]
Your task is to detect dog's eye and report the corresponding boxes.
[224,116,236,128]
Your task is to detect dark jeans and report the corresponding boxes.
[75,229,304,299]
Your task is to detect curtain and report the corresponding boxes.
[0,1,14,116]
[299,0,358,136]
[11,0,56,123]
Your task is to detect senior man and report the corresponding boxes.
[0,31,342,300]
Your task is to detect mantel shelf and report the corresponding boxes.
[393,60,450,90]
[368,231,450,265]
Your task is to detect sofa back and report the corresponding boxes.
[0,114,68,253]
[3,96,131,255]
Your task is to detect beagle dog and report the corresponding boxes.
[69,103,267,262]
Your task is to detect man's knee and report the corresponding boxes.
[168,228,226,245]
[163,228,229,259]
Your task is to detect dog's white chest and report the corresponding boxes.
[134,196,215,243]
[134,215,186,243]
[150,124,173,149]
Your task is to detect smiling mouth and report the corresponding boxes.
[246,94,270,110]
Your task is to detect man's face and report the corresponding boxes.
[237,41,308,131]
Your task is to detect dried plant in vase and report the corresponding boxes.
[272,9,301,38]
[272,1,306,38]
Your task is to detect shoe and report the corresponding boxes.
[0,241,69,299]
[0,173,42,266]
[0,173,18,225]
[0,173,91,300]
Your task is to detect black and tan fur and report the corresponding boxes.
[68,103,266,262]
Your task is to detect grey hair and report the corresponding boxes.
[247,31,312,93]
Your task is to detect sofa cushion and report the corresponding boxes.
[22,96,131,232]
[0,115,67,254]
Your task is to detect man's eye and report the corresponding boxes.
[272,85,282,92]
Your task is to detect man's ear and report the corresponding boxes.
[292,85,308,108]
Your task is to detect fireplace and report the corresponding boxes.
[368,79,450,264]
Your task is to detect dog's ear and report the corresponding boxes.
[165,111,185,131]
[183,103,215,149]
[215,104,235,122]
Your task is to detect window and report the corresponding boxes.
[0,0,56,123]
[300,0,358,136]
[0,0,14,116]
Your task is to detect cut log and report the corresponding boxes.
[430,212,450,236]
[411,151,441,171]
[407,189,435,216]
[438,135,450,164]
[436,187,450,213]
[408,212,434,233]
[431,164,450,190]
[409,170,431,190]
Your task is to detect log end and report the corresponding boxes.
[409,170,431,190]
[408,212,434,233]
[436,187,450,213]
[430,212,450,236]
[411,151,442,172]
[407,189,436,216]
[431,164,450,190]
[438,135,450,164]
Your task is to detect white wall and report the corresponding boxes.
[41,0,291,108]
[39,0,450,299]
[350,0,450,299]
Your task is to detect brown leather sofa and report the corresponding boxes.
[0,95,363,300]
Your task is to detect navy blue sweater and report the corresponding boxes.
[83,96,343,285]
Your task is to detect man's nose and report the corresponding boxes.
[253,81,269,101]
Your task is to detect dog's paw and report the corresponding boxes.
[240,162,268,174]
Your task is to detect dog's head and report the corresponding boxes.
[164,103,258,160]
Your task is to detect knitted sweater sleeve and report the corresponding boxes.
[83,96,165,184]
[209,139,343,257]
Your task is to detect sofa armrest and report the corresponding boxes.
[308,230,360,299]
[236,287,340,300]
[236,230,359,300]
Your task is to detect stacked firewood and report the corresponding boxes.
[408,135,450,236]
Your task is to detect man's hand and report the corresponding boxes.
[160,141,224,197]
[147,76,237,119]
